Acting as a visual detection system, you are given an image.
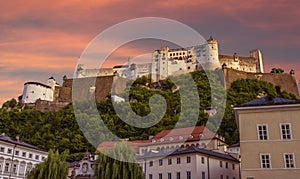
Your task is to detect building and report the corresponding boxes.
[0,134,48,179]
[98,126,240,179]
[234,95,300,179]
[138,146,240,179]
[98,126,228,156]
[226,143,240,160]
[74,36,264,83]
[68,152,97,179]
[21,77,59,103]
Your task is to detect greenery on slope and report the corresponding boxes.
[0,70,297,161]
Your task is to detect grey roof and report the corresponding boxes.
[138,146,239,162]
[237,95,300,107]
[0,135,47,152]
[228,143,240,148]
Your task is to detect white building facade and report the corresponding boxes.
[0,134,48,179]
[138,146,240,179]
[21,77,58,104]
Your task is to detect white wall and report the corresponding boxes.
[22,83,54,103]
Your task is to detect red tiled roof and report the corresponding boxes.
[152,126,216,142]
[97,126,219,152]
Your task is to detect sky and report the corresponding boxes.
[0,0,300,105]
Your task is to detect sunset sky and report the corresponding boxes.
[1,0,300,105]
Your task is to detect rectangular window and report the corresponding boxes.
[176,172,181,179]
[168,158,172,165]
[260,154,271,168]
[149,174,153,179]
[149,161,153,167]
[220,175,223,179]
[29,153,33,159]
[201,157,205,164]
[281,123,292,140]
[220,161,223,167]
[5,163,9,172]
[177,157,181,164]
[232,164,235,170]
[226,176,229,179]
[35,155,39,160]
[168,172,172,179]
[13,164,17,173]
[202,172,205,179]
[187,171,191,179]
[257,124,268,140]
[187,156,191,163]
[0,147,4,152]
[159,173,162,179]
[15,150,19,156]
[226,162,228,168]
[284,153,295,168]
[7,148,12,154]
[22,152,26,157]
[159,159,163,166]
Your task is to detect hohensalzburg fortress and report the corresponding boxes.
[75,36,264,82]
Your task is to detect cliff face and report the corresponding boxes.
[223,68,299,97]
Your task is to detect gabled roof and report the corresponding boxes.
[237,95,300,107]
[0,135,47,152]
[138,146,239,163]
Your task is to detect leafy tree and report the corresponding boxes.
[26,149,69,179]
[95,142,144,179]
[270,68,284,73]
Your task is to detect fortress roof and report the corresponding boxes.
[24,82,51,88]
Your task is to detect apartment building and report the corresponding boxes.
[234,95,300,179]
[0,134,48,179]
[138,146,239,179]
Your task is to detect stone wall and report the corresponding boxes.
[57,75,127,103]
[223,68,299,97]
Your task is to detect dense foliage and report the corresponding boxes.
[0,70,297,159]
[95,142,144,179]
[26,149,68,179]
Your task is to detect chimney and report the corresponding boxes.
[1,133,5,136]
[16,136,20,141]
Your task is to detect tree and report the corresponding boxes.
[26,149,69,179]
[95,142,144,179]
[270,68,284,73]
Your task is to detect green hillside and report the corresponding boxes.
[0,70,296,160]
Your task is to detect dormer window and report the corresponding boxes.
[179,136,184,140]
[169,137,174,141]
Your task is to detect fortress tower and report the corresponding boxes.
[206,36,220,70]
[250,49,264,73]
